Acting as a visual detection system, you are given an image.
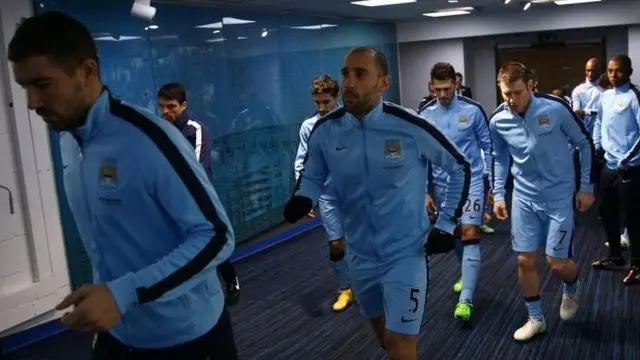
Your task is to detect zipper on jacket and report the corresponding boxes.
[74,135,132,344]
[361,119,379,262]
[519,115,540,193]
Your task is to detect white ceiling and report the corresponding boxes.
[169,0,631,21]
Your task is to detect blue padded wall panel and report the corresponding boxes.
[37,0,400,288]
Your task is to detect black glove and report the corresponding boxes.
[283,195,313,223]
[425,228,456,255]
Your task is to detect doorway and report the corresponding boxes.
[495,42,604,104]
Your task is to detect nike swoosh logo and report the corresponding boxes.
[335,146,346,151]
[622,179,631,183]
[400,316,417,323]
[552,246,563,251]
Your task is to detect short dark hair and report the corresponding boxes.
[8,11,99,74]
[497,62,531,84]
[431,62,456,82]
[455,72,463,78]
[347,46,389,76]
[158,83,187,103]
[611,54,632,72]
[311,75,340,97]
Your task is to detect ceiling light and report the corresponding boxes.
[504,0,512,3]
[237,36,248,40]
[290,24,338,30]
[131,0,156,21]
[261,29,268,37]
[423,7,474,17]
[523,1,532,10]
[196,17,255,29]
[94,36,143,42]
[150,35,178,40]
[351,0,416,7]
[223,17,255,25]
[213,30,221,34]
[554,0,601,4]
[205,38,226,43]
[448,0,459,3]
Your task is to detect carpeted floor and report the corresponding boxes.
[5,207,639,360]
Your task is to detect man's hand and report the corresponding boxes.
[483,212,493,224]
[425,228,456,255]
[56,284,121,332]
[283,196,313,223]
[575,109,585,118]
[575,191,595,212]
[425,193,436,217]
[486,191,494,205]
[307,209,317,218]
[493,200,508,220]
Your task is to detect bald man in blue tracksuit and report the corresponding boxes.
[490,62,595,342]
[284,47,470,359]
[572,57,603,135]
[591,55,640,285]
[419,63,492,323]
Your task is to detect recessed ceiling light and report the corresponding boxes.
[448,0,459,3]
[290,24,338,30]
[196,17,255,29]
[351,0,416,7]
[423,7,474,17]
[523,1,532,10]
[554,0,601,4]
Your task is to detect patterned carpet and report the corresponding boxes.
[4,207,640,360]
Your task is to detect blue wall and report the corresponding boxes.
[37,0,400,288]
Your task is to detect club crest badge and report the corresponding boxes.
[537,115,551,128]
[98,159,118,188]
[384,138,403,161]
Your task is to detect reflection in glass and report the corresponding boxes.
[39,0,400,287]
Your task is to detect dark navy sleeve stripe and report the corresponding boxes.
[459,95,494,180]
[490,103,506,120]
[458,95,488,121]
[622,85,640,162]
[427,162,434,193]
[292,107,346,194]
[535,92,597,184]
[417,97,437,114]
[108,96,229,304]
[383,102,471,224]
[488,103,506,189]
